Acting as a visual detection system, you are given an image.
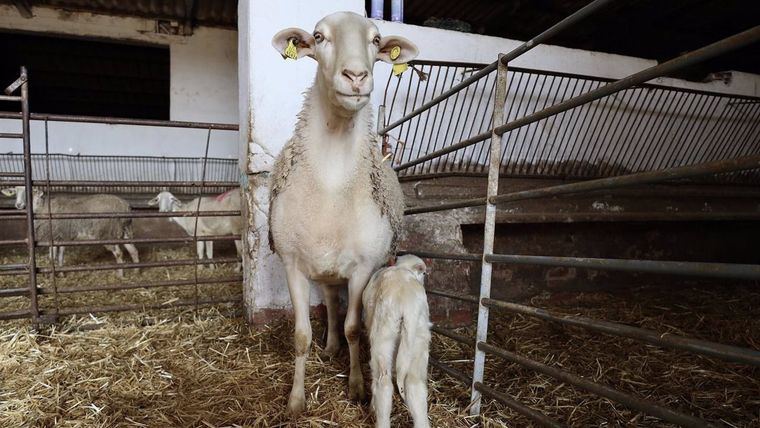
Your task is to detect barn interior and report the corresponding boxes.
[1,0,759,426]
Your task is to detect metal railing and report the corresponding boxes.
[379,0,760,425]
[382,51,760,185]
[0,68,243,324]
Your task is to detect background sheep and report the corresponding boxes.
[2,186,139,277]
[149,190,242,270]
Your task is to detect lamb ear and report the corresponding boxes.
[147,196,159,206]
[272,27,316,60]
[377,36,418,64]
[1,188,16,197]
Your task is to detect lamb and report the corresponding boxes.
[268,12,417,415]
[148,190,242,270]
[363,255,431,428]
[1,186,139,277]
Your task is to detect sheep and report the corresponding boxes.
[363,255,431,428]
[1,186,139,277]
[268,11,417,415]
[148,190,242,270]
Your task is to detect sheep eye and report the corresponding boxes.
[372,35,381,46]
[313,32,324,43]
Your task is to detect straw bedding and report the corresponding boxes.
[2,243,759,426]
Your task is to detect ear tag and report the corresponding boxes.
[392,63,408,76]
[283,39,298,60]
[389,46,408,75]
[389,46,401,61]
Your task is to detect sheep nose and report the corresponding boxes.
[342,68,369,89]
[15,202,24,209]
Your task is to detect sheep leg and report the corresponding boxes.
[234,239,242,272]
[404,363,431,428]
[105,245,125,278]
[205,240,215,270]
[369,336,395,428]
[319,284,341,358]
[285,264,312,416]
[196,241,205,269]
[124,243,140,274]
[57,246,65,266]
[346,268,371,402]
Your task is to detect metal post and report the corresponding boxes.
[19,66,40,326]
[470,55,508,416]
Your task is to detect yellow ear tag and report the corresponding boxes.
[389,46,401,61]
[392,63,409,76]
[284,39,298,60]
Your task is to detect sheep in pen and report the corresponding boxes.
[1,3,760,428]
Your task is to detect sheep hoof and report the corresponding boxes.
[320,343,340,359]
[287,390,306,417]
[348,374,366,402]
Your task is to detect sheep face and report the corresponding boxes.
[148,191,181,213]
[2,186,43,210]
[272,11,418,116]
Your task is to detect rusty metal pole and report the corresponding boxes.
[470,54,508,416]
[19,67,40,326]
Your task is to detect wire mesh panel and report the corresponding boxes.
[0,154,238,195]
[383,61,760,184]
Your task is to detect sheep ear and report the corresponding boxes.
[272,28,315,60]
[147,197,159,206]
[377,36,418,64]
[1,188,16,197]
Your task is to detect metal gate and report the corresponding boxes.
[0,67,242,326]
[379,1,760,425]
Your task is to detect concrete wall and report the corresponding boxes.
[0,5,239,158]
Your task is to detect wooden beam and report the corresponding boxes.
[183,0,197,36]
[11,0,33,19]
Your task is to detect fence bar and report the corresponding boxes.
[0,309,30,321]
[380,0,615,135]
[471,54,508,417]
[0,180,238,188]
[482,298,760,366]
[492,155,760,205]
[396,26,760,171]
[0,111,238,130]
[33,256,240,274]
[405,198,486,215]
[0,132,23,139]
[493,25,760,138]
[46,276,243,294]
[0,239,26,246]
[34,234,240,248]
[473,382,562,428]
[404,154,760,215]
[478,342,713,427]
[0,95,21,102]
[398,250,481,261]
[0,287,29,297]
[485,253,760,280]
[427,288,479,304]
[46,295,242,317]
[429,356,472,385]
[30,210,241,220]
[432,325,475,346]
[17,66,40,326]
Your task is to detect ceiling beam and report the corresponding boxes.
[183,0,197,36]
[11,0,33,18]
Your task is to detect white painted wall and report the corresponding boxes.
[0,5,239,158]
